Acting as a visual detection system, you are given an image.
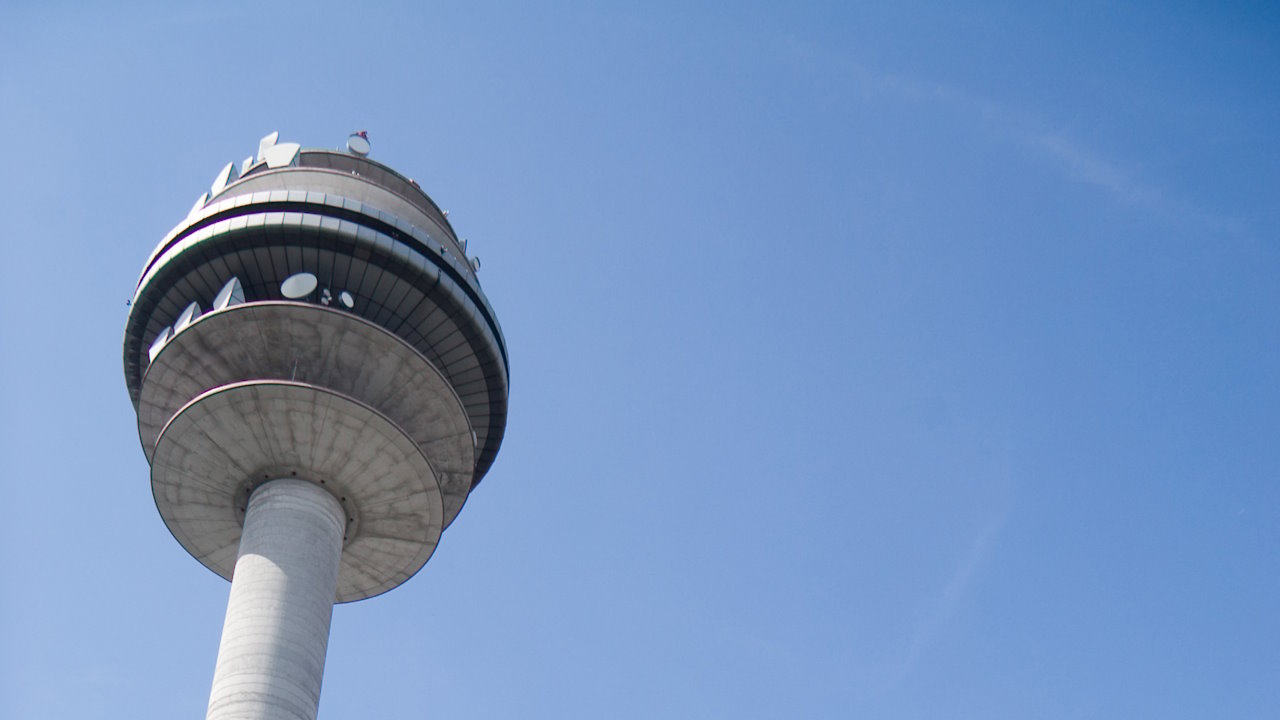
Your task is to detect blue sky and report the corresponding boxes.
[1,2,1278,718]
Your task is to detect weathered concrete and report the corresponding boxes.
[122,137,513,720]
[151,380,444,601]
[139,301,474,525]
[206,478,344,720]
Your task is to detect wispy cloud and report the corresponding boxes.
[781,35,1244,235]
[894,512,1005,682]
[1027,131,1161,205]
[859,64,1164,207]
[1025,127,1251,238]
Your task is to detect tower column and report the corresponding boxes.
[206,478,346,720]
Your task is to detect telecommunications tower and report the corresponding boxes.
[122,131,508,720]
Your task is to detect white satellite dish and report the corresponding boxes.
[339,290,355,309]
[347,132,370,156]
[280,272,318,299]
[212,276,245,311]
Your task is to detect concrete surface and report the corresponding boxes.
[122,182,509,482]
[206,478,345,720]
[151,380,444,602]
[139,301,474,525]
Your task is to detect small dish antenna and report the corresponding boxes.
[339,290,355,309]
[280,272,318,299]
[347,131,370,156]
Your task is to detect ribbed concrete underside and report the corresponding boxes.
[140,301,474,525]
[151,381,444,602]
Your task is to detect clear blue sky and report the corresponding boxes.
[2,2,1277,718]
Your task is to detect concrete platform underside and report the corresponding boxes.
[140,301,475,524]
[152,380,444,602]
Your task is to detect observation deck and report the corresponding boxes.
[123,133,509,602]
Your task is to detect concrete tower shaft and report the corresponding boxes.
[207,478,346,720]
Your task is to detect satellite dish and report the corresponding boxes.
[347,132,370,156]
[339,290,355,309]
[280,272,318,299]
[470,256,482,272]
[212,276,245,311]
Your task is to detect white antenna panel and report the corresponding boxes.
[257,131,279,163]
[174,301,202,333]
[210,161,239,197]
[264,142,301,169]
[212,277,245,311]
[147,326,173,364]
[189,192,210,216]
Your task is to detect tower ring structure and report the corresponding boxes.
[123,132,508,720]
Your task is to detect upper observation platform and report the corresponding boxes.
[123,132,509,488]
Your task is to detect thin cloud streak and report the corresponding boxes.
[1026,131,1162,205]
[881,510,1006,690]
[782,35,1244,235]
[856,63,1164,207]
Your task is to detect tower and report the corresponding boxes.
[122,132,509,720]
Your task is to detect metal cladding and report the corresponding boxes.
[123,134,508,601]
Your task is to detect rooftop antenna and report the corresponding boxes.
[347,130,370,156]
